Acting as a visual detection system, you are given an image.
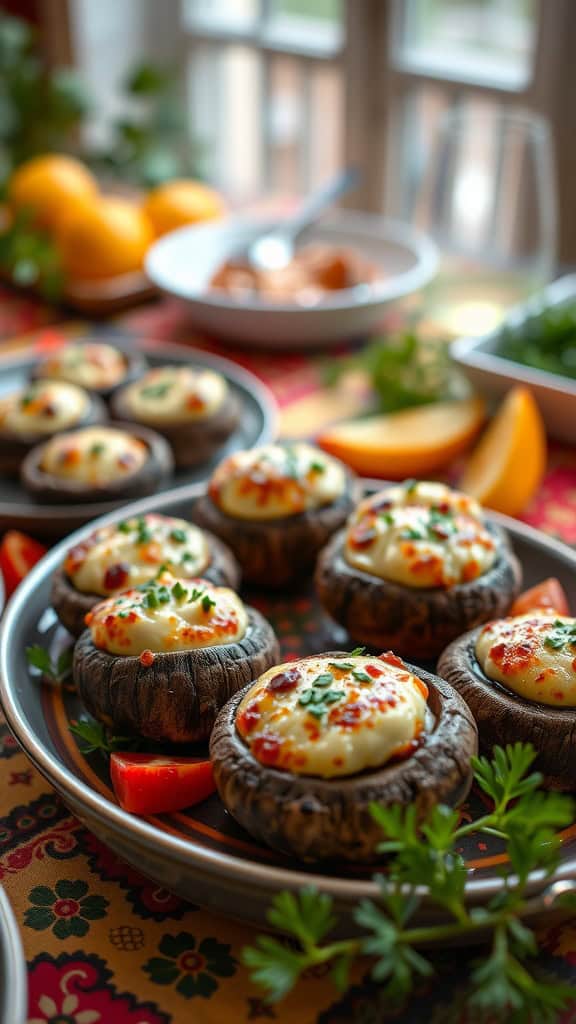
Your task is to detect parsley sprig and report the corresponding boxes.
[69,718,140,756]
[243,743,575,1020]
[26,644,73,683]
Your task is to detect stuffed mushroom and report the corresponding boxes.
[438,611,576,790]
[31,341,145,402]
[110,365,240,469]
[21,423,173,504]
[193,442,357,588]
[210,650,477,861]
[52,513,241,637]
[74,574,279,743]
[0,379,105,475]
[315,480,522,659]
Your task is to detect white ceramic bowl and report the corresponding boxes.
[145,209,438,349]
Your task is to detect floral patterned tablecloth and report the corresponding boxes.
[1,285,576,1024]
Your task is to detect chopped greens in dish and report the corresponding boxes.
[497,302,576,380]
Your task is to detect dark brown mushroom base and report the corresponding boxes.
[20,422,174,504]
[51,532,241,638]
[193,476,357,589]
[438,630,576,791]
[210,661,477,862]
[315,524,522,659]
[110,391,241,469]
[73,607,280,744]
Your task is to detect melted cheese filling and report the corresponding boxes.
[40,426,147,485]
[236,653,429,778]
[87,575,247,655]
[0,380,88,435]
[65,514,210,596]
[345,481,496,588]
[476,613,576,706]
[209,443,346,520]
[37,343,127,389]
[120,366,227,423]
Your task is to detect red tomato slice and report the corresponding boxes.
[110,753,216,815]
[0,530,47,597]
[510,577,571,617]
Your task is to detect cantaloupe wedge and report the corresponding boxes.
[317,397,485,479]
[460,386,546,516]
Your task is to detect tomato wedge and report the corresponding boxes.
[110,753,216,815]
[0,530,47,597]
[510,578,571,617]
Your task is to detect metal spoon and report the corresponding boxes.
[235,167,360,273]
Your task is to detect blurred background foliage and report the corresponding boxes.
[0,11,199,191]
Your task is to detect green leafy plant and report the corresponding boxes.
[0,209,63,300]
[498,301,576,381]
[69,718,140,757]
[90,62,199,188]
[327,330,466,413]
[26,643,73,683]
[243,743,575,1021]
[0,13,88,184]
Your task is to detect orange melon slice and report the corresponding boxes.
[460,386,546,516]
[317,397,485,479]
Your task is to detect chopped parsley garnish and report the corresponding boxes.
[136,518,152,545]
[181,551,194,561]
[172,581,188,601]
[351,669,371,683]
[329,661,354,671]
[350,646,366,656]
[202,594,216,613]
[401,527,425,540]
[140,382,172,399]
[543,620,576,651]
[310,460,325,473]
[188,587,204,602]
[157,586,171,603]
[144,590,159,609]
[20,392,34,408]
[404,479,418,494]
[312,673,334,688]
[381,511,395,526]
[117,520,132,533]
[89,442,105,457]
[170,528,187,543]
[117,611,128,619]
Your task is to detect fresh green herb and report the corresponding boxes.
[325,330,463,413]
[497,301,576,381]
[400,528,424,541]
[542,620,576,651]
[310,461,325,473]
[308,706,326,720]
[117,611,128,619]
[89,442,105,457]
[140,382,172,399]
[381,511,395,526]
[404,479,418,495]
[202,594,216,613]
[171,581,188,601]
[144,589,159,609]
[117,520,132,533]
[328,661,354,671]
[351,669,371,683]
[0,209,64,301]
[69,718,139,756]
[157,586,171,604]
[298,690,314,707]
[322,689,345,705]
[169,528,187,543]
[312,673,334,688]
[136,519,152,545]
[181,551,194,562]
[350,647,366,657]
[188,587,204,603]
[244,742,575,1020]
[20,391,34,408]
[26,644,73,683]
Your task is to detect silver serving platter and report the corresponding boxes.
[0,886,27,1024]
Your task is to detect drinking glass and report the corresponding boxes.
[412,105,557,336]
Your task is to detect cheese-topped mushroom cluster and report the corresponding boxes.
[87,574,247,656]
[65,514,210,596]
[345,481,496,588]
[120,366,227,424]
[0,381,89,435]
[208,443,347,520]
[37,343,127,390]
[476,613,576,707]
[40,426,147,485]
[236,652,428,778]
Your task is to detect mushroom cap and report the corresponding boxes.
[51,529,241,637]
[110,385,241,469]
[73,606,280,743]
[438,628,576,791]
[210,657,478,862]
[20,421,174,504]
[315,523,522,658]
[193,469,358,588]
